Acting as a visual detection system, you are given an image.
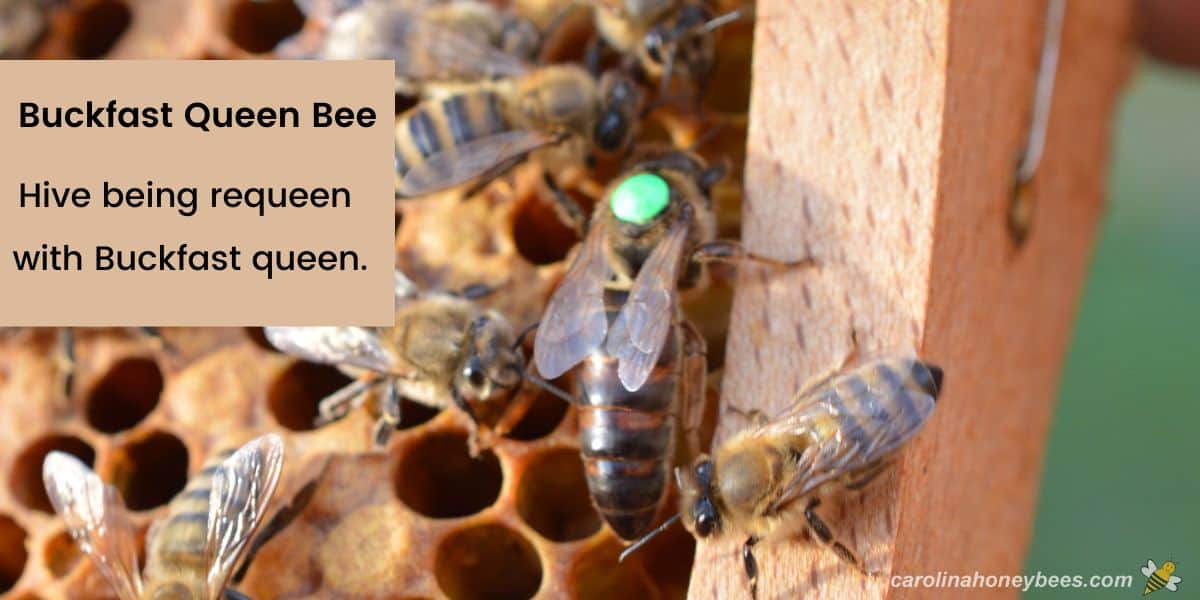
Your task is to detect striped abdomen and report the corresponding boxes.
[813,358,942,483]
[394,89,510,181]
[578,290,681,541]
[141,449,235,595]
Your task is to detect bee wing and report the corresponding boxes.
[1143,561,1157,576]
[1167,576,1181,590]
[763,358,938,511]
[534,219,612,380]
[604,221,688,391]
[398,129,558,197]
[264,326,395,373]
[42,452,143,600]
[394,268,420,307]
[203,434,285,600]
[367,4,530,81]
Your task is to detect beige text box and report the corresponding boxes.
[0,60,395,326]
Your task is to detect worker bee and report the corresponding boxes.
[533,148,806,540]
[42,434,285,600]
[280,0,542,94]
[588,0,746,93]
[0,327,173,397]
[351,3,643,197]
[394,66,644,197]
[0,0,59,57]
[626,357,943,598]
[265,270,571,450]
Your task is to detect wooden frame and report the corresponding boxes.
[688,1,1134,597]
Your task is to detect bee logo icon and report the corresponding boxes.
[1141,559,1182,595]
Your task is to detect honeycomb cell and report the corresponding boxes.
[110,431,189,511]
[86,357,163,434]
[72,0,132,58]
[9,434,95,513]
[244,327,275,351]
[0,514,28,592]
[391,398,441,431]
[512,193,581,265]
[435,523,542,600]
[43,529,83,579]
[268,361,353,431]
[569,538,656,599]
[516,448,600,543]
[633,515,696,600]
[394,431,501,519]
[227,0,305,54]
[503,387,569,441]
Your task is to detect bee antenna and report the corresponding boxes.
[701,8,747,33]
[512,321,540,351]
[659,44,678,97]
[619,514,681,563]
[523,371,576,405]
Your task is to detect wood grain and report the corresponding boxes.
[688,1,1134,598]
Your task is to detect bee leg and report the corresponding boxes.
[742,535,761,600]
[314,377,376,427]
[542,172,588,236]
[724,404,769,428]
[679,320,709,458]
[55,327,76,399]
[585,35,607,77]
[451,386,489,455]
[844,462,889,491]
[231,457,331,585]
[691,240,819,271]
[804,498,869,574]
[373,378,403,447]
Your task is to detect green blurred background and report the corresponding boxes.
[1024,61,1200,596]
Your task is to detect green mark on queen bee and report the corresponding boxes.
[610,173,670,224]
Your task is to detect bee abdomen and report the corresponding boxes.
[395,90,509,179]
[579,406,673,460]
[582,456,667,540]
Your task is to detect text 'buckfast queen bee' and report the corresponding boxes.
[652,357,943,598]
[42,434,285,600]
[265,269,571,451]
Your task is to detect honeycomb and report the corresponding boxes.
[0,0,753,597]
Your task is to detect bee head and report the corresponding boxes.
[676,456,721,538]
[593,71,643,153]
[456,315,523,404]
[1163,562,1177,574]
[643,4,718,88]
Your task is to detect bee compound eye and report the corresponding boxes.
[694,511,714,536]
[465,364,487,388]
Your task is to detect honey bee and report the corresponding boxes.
[533,148,808,540]
[0,0,59,57]
[393,65,644,196]
[280,0,542,94]
[42,434,285,600]
[631,357,943,598]
[265,270,571,449]
[349,3,643,197]
[587,0,746,93]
